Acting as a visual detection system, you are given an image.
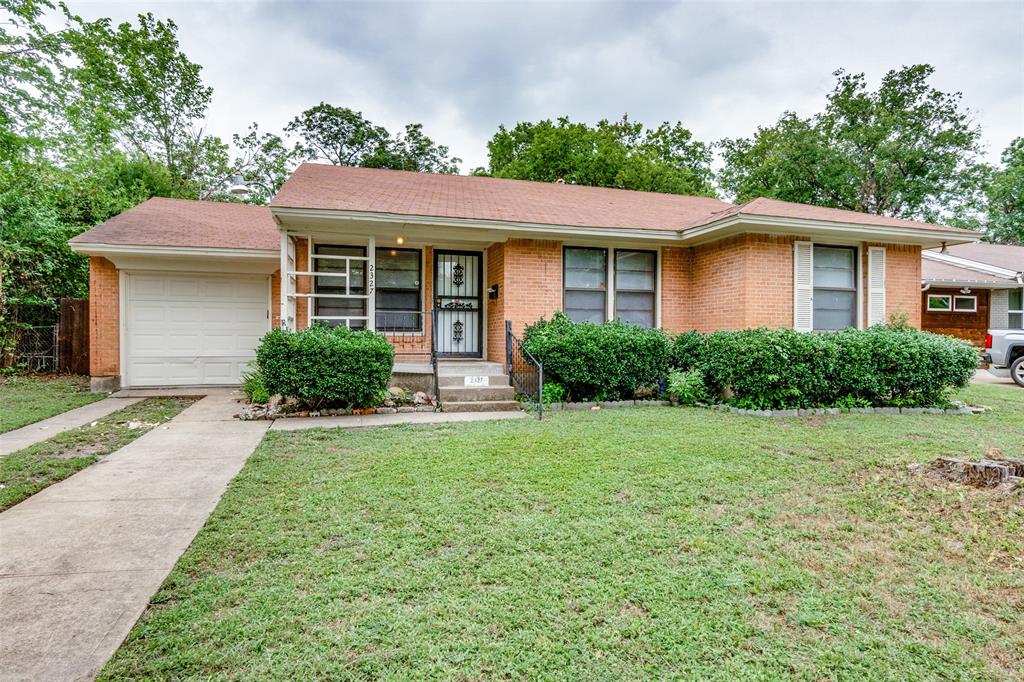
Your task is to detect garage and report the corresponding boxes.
[124,272,270,387]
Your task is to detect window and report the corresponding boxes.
[376,248,422,332]
[314,245,366,328]
[1010,288,1024,329]
[927,294,951,311]
[614,250,656,328]
[563,247,607,323]
[812,245,856,330]
[928,294,977,313]
[953,296,977,312]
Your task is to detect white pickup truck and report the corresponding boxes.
[983,329,1024,387]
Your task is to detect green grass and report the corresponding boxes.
[102,385,1023,681]
[0,397,194,511]
[0,374,104,433]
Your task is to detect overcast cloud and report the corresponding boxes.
[70,0,1023,173]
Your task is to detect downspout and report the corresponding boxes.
[921,282,931,292]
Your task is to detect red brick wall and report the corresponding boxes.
[661,247,689,334]
[687,235,751,331]
[486,243,506,363]
[921,287,988,345]
[270,269,281,328]
[882,242,921,327]
[89,257,119,377]
[502,239,563,337]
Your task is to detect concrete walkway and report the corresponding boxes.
[0,390,269,681]
[0,397,144,457]
[270,409,530,431]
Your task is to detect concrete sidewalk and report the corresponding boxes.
[0,397,143,457]
[0,390,269,681]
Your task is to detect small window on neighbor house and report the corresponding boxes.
[614,250,656,328]
[927,294,952,311]
[375,248,422,332]
[812,245,857,330]
[563,247,607,324]
[1010,288,1024,329]
[952,296,977,312]
[314,245,366,328]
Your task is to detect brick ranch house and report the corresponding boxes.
[920,242,1024,346]
[69,163,978,392]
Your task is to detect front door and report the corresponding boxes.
[434,250,482,357]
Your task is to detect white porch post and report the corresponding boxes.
[367,235,376,331]
[279,231,289,330]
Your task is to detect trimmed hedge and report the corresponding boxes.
[694,326,978,409]
[522,313,671,401]
[255,325,395,409]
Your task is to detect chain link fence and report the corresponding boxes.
[11,325,59,372]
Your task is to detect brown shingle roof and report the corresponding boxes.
[272,163,732,231]
[705,197,979,235]
[928,242,1024,272]
[70,197,278,251]
[921,259,1012,284]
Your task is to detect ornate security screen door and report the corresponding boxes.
[434,250,482,357]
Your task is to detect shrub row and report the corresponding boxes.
[699,326,977,409]
[523,313,670,402]
[255,325,394,409]
[523,315,977,409]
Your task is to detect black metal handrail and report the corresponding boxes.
[505,320,543,419]
[430,309,440,407]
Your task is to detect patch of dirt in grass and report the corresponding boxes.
[618,600,648,618]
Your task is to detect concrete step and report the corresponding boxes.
[437,361,505,376]
[439,385,516,402]
[437,374,510,388]
[442,400,522,413]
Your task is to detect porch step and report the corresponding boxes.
[437,361,506,376]
[439,385,516,402]
[437,374,511,388]
[442,400,522,413]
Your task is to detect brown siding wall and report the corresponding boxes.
[921,287,989,345]
[88,257,119,378]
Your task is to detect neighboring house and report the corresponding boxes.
[921,242,1024,346]
[69,163,977,391]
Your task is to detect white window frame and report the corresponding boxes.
[927,294,952,312]
[1008,287,1024,329]
[811,243,860,332]
[952,295,977,313]
[562,245,662,328]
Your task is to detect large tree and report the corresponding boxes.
[984,137,1024,245]
[719,65,986,224]
[286,103,460,173]
[482,115,716,197]
[66,12,234,198]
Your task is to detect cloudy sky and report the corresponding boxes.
[69,0,1023,172]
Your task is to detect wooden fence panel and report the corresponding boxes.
[58,298,89,375]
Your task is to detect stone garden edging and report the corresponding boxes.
[541,400,982,416]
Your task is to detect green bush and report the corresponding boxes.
[665,369,708,406]
[670,330,707,370]
[699,326,977,409]
[255,325,395,409]
[541,382,566,404]
[522,313,671,401]
[241,366,270,404]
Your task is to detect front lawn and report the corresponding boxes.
[0,374,104,433]
[0,397,194,511]
[103,385,1023,681]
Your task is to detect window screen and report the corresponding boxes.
[812,246,856,330]
[563,247,607,323]
[376,248,421,331]
[614,250,656,328]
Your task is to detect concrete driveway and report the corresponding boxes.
[971,369,1019,387]
[0,390,269,681]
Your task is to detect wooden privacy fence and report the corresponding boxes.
[58,298,89,375]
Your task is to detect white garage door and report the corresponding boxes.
[126,273,269,387]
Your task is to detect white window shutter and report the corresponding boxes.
[793,241,813,332]
[867,247,886,327]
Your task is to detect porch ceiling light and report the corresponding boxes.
[396,236,405,245]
